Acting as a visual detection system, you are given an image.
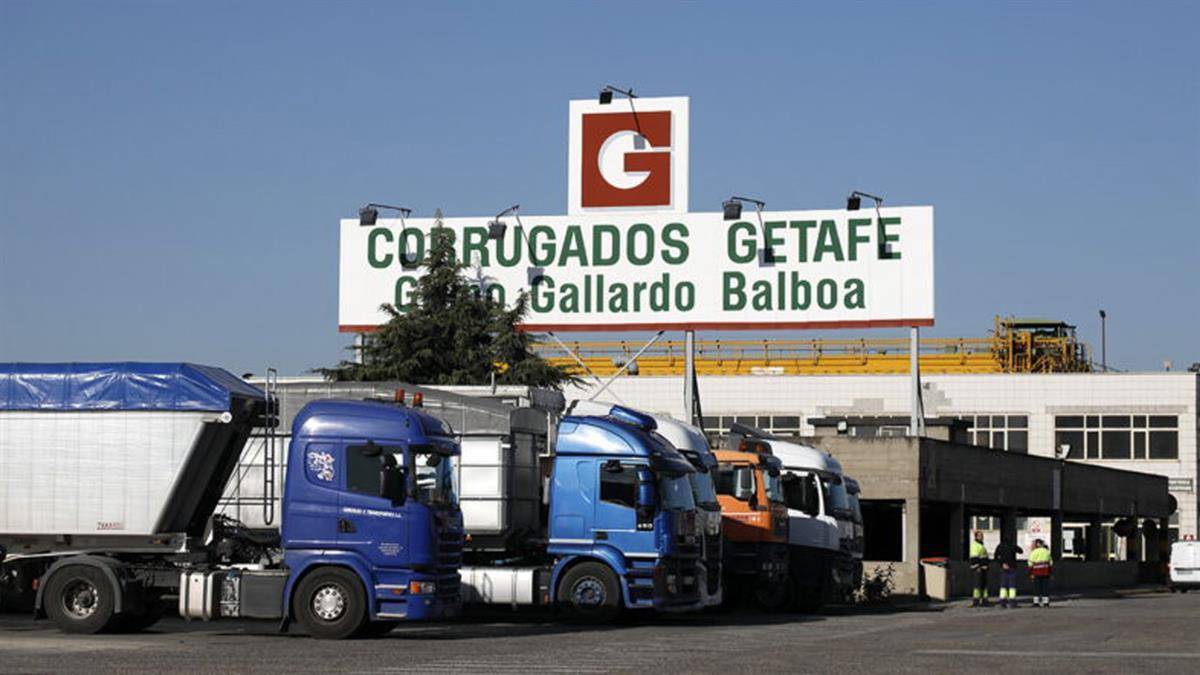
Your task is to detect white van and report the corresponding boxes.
[1169,540,1200,592]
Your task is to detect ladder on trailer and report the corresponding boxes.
[219,368,279,526]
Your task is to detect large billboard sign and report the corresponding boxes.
[338,207,934,332]
[339,95,933,333]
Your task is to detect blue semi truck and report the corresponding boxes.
[454,397,704,620]
[0,364,462,638]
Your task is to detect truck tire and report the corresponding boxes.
[755,579,792,612]
[558,562,621,623]
[44,565,119,634]
[293,567,369,639]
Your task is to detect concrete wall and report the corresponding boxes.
[873,559,1143,599]
[943,560,1140,598]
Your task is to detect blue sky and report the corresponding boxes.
[2,0,1197,375]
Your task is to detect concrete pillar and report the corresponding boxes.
[1160,518,1171,562]
[949,503,966,560]
[1087,517,1106,562]
[1126,518,1142,562]
[904,498,920,564]
[1051,512,1064,560]
[999,508,1018,549]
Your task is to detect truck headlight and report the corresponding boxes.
[409,580,436,595]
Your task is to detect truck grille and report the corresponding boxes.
[703,532,722,595]
[436,524,463,601]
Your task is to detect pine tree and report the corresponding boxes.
[317,212,575,388]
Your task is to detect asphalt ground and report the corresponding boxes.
[2,590,1197,674]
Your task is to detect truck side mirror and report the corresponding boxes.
[603,459,623,473]
[636,467,656,530]
[360,441,382,458]
[380,464,407,506]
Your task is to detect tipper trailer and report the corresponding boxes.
[0,363,463,638]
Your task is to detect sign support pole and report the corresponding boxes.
[588,331,664,402]
[684,330,696,424]
[910,326,922,436]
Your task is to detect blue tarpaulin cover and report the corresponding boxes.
[0,363,265,412]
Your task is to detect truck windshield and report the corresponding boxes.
[848,493,863,525]
[764,471,785,504]
[715,464,755,502]
[411,445,458,507]
[821,476,852,517]
[688,471,719,510]
[783,472,821,516]
[659,474,697,511]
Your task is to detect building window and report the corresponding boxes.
[957,414,1030,453]
[1054,414,1178,460]
[703,414,805,442]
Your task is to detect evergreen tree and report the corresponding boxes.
[317,212,575,388]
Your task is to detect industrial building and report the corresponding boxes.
[540,320,1197,548]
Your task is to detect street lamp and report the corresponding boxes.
[359,203,412,226]
[598,85,646,149]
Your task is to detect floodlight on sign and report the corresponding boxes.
[359,203,412,226]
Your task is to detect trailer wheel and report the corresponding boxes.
[558,562,620,623]
[44,565,119,634]
[293,568,368,639]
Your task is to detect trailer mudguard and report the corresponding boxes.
[281,551,377,619]
[548,547,634,608]
[34,555,135,618]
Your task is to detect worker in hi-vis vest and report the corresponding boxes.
[993,535,1023,608]
[1029,538,1054,607]
[969,530,990,606]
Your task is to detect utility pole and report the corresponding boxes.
[684,330,696,425]
[1099,309,1107,372]
[910,326,922,436]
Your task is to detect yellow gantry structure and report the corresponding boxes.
[535,316,1093,377]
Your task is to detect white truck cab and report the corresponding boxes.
[1169,540,1200,592]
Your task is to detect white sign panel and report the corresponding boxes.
[567,96,688,215]
[338,207,934,332]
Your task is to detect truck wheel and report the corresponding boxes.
[44,565,119,634]
[793,587,824,613]
[755,579,792,612]
[293,568,369,639]
[558,562,621,623]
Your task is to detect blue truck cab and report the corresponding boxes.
[281,400,463,635]
[546,406,702,619]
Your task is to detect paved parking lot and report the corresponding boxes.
[2,591,1198,674]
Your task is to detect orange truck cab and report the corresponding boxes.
[712,443,790,609]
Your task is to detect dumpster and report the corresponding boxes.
[920,557,952,601]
